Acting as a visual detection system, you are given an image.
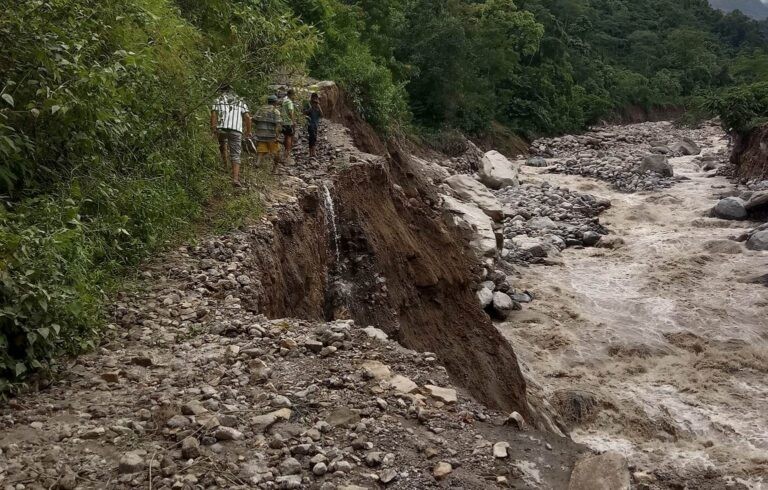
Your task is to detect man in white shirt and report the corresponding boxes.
[211,84,251,187]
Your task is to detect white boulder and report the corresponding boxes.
[479,151,520,190]
[445,175,504,221]
[443,195,498,258]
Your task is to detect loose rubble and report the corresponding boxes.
[497,182,611,263]
[536,121,725,192]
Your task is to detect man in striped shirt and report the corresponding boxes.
[211,84,251,187]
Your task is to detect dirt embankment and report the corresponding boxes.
[243,87,534,422]
[731,124,768,181]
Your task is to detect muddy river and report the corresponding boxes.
[502,132,768,488]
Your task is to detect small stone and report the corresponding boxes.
[80,427,105,439]
[304,340,324,353]
[312,462,328,476]
[101,371,120,383]
[280,457,302,475]
[365,451,383,467]
[118,452,145,474]
[361,361,392,381]
[327,407,361,427]
[333,460,353,473]
[252,408,292,433]
[131,356,154,367]
[181,400,208,416]
[275,475,302,489]
[362,326,389,341]
[477,287,494,308]
[380,468,399,484]
[181,436,200,459]
[214,426,243,441]
[388,375,417,393]
[433,462,453,479]
[280,339,298,350]
[505,411,526,429]
[493,442,510,458]
[423,385,457,404]
[166,415,190,429]
[271,395,292,408]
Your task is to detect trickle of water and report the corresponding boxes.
[322,183,342,266]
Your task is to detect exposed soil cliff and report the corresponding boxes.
[242,85,533,421]
[731,124,768,181]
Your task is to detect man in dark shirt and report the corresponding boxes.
[304,92,324,159]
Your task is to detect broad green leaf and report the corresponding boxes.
[1,94,14,107]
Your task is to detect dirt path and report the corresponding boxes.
[502,131,768,488]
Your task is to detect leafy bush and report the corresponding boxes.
[0,0,315,392]
[703,82,768,132]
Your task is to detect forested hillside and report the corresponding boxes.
[286,0,768,136]
[2,0,767,390]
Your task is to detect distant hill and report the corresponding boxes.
[710,0,768,19]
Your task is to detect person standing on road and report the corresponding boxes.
[252,95,283,171]
[304,92,324,159]
[281,88,297,164]
[211,84,251,187]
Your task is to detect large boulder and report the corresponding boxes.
[511,236,547,257]
[445,175,504,221]
[746,230,768,251]
[568,452,630,490]
[479,151,520,190]
[488,291,518,320]
[638,154,673,177]
[712,197,747,220]
[442,195,498,258]
[410,155,451,184]
[670,137,701,156]
[745,191,768,219]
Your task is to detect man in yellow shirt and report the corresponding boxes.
[252,95,283,171]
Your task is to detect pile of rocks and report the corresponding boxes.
[496,182,611,264]
[0,271,578,489]
[476,268,534,321]
[532,122,720,192]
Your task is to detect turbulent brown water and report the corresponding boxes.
[502,131,768,488]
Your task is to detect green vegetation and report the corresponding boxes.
[0,0,316,392]
[3,0,767,390]
[704,82,768,132]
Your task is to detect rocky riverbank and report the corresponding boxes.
[537,121,728,192]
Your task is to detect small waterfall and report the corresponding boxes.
[322,182,342,266]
